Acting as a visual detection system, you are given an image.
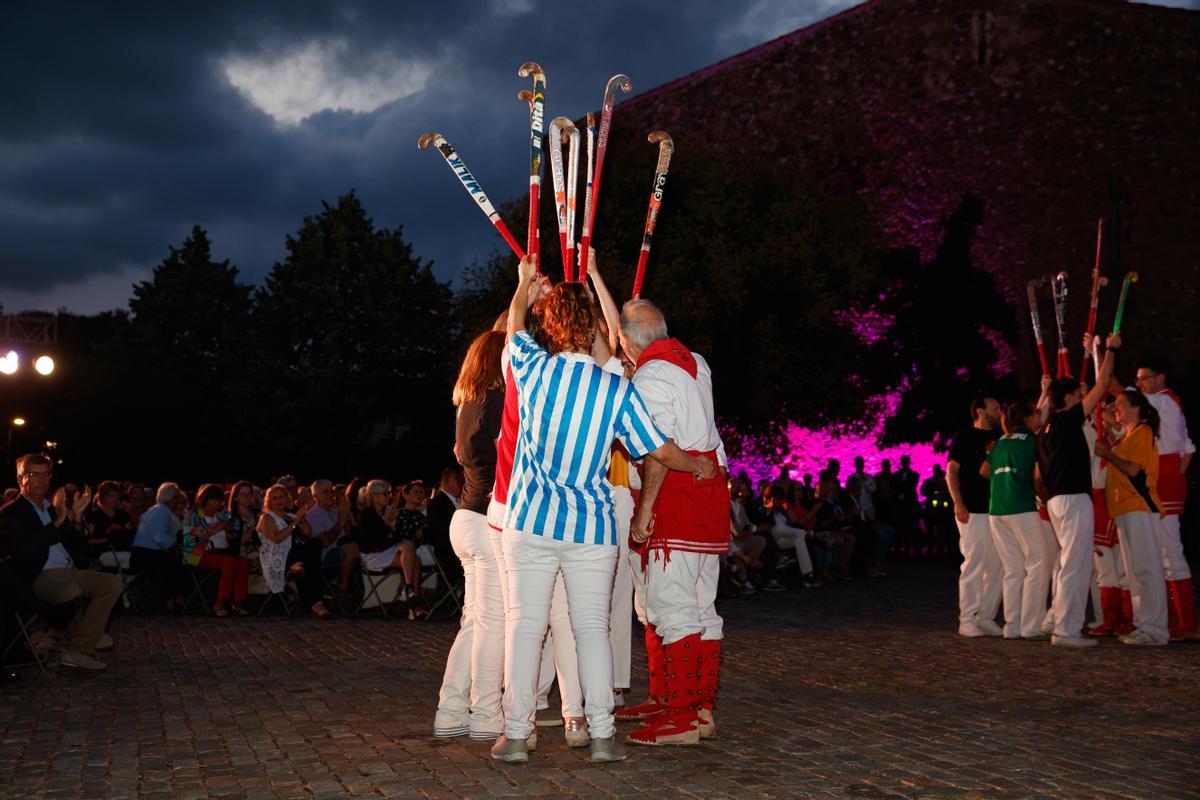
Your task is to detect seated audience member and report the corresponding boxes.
[0,454,122,671]
[278,475,300,512]
[356,479,425,618]
[425,467,464,587]
[125,484,150,528]
[333,478,368,595]
[846,476,890,577]
[132,482,191,611]
[256,484,302,596]
[222,480,260,554]
[182,484,250,616]
[764,486,820,588]
[796,475,857,581]
[86,480,135,564]
[292,479,343,618]
[730,479,784,591]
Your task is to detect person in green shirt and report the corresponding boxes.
[981,400,1056,640]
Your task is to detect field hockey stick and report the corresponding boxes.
[548,116,573,279]
[1027,277,1050,375]
[417,132,525,260]
[1051,272,1071,377]
[578,74,632,282]
[517,63,546,265]
[564,122,580,282]
[630,131,673,300]
[1111,271,1138,334]
[1080,219,1106,377]
[578,112,596,282]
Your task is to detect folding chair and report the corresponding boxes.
[96,546,144,613]
[355,562,404,619]
[2,598,80,674]
[420,547,463,621]
[319,568,348,616]
[256,590,293,617]
[184,564,220,616]
[3,610,49,673]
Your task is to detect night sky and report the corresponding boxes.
[1,0,1194,314]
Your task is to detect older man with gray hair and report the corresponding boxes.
[618,299,730,747]
[131,482,190,611]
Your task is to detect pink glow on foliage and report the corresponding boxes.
[833,307,896,346]
[981,324,1016,375]
[725,387,943,487]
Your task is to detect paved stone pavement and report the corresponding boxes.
[2,562,1198,800]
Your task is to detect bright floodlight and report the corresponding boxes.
[0,351,16,375]
[12,417,26,427]
[34,355,55,375]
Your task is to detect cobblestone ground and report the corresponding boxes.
[2,561,1198,800]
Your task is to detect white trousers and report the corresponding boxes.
[645,549,723,646]
[609,486,634,689]
[492,524,582,720]
[1115,512,1169,643]
[990,512,1054,637]
[1094,543,1127,589]
[957,513,1002,626]
[1046,494,1095,638]
[502,531,617,740]
[1159,515,1192,581]
[771,524,814,575]
[436,510,505,734]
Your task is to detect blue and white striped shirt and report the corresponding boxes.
[504,331,668,545]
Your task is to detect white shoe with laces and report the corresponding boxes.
[977,620,1003,636]
[1051,634,1098,649]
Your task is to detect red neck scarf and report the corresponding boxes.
[635,338,697,379]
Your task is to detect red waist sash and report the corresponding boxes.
[1158,453,1186,516]
[644,449,729,556]
[1093,488,1119,548]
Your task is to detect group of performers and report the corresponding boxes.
[949,333,1195,647]
[430,252,728,763]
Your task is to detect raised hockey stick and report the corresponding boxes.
[517,62,547,264]
[548,116,576,280]
[417,132,525,260]
[630,131,673,300]
[563,122,580,282]
[1026,277,1050,375]
[578,112,597,282]
[1080,219,1106,378]
[577,74,632,282]
[1051,272,1071,377]
[1111,271,1138,335]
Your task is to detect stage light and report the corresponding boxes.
[12,417,26,427]
[34,355,55,375]
[0,351,16,375]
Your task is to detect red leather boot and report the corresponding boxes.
[627,633,701,746]
[615,625,667,721]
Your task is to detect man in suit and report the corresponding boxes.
[0,453,122,671]
[426,466,465,588]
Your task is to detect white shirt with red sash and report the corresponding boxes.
[633,338,730,556]
[1147,389,1193,515]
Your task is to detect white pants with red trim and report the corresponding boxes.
[1115,511,1169,643]
[502,531,617,740]
[771,524,814,575]
[436,509,504,734]
[609,486,635,690]
[644,549,723,646]
[957,513,1002,626]
[1045,494,1095,638]
[1159,515,1191,581]
[990,512,1054,637]
[1094,543,1127,589]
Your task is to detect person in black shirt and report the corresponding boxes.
[947,396,1002,637]
[435,329,507,740]
[86,481,134,562]
[1036,333,1118,647]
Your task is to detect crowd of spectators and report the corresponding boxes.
[0,458,466,673]
[723,454,955,596]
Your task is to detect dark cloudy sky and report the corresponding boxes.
[1,0,1194,314]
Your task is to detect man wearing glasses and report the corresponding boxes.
[0,453,123,670]
[1129,359,1196,640]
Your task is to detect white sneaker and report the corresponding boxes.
[490,736,529,763]
[1051,634,1098,649]
[564,717,591,748]
[1120,630,1168,647]
[60,651,106,671]
[977,620,1002,637]
[96,632,114,651]
[958,624,986,638]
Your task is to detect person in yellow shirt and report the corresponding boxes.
[1096,390,1168,646]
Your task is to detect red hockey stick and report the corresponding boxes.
[1051,272,1071,378]
[578,112,596,282]
[630,131,673,300]
[417,132,525,260]
[1026,277,1050,375]
[1080,219,1106,378]
[563,122,580,282]
[518,62,546,265]
[577,74,632,282]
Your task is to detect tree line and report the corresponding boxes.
[3,151,1017,485]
